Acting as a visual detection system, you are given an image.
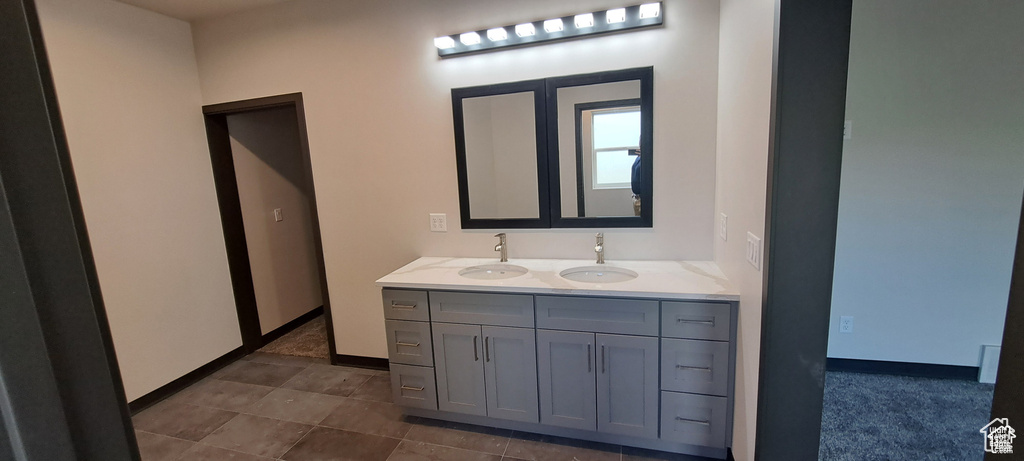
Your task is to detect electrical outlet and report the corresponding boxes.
[273,208,283,222]
[746,232,761,270]
[719,213,728,241]
[843,120,853,140]
[429,213,447,232]
[839,316,854,333]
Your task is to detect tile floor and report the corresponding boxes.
[132,352,709,461]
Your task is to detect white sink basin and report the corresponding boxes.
[458,264,529,280]
[559,266,638,283]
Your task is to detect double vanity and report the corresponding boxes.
[376,257,739,459]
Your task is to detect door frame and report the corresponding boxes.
[755,1,1024,460]
[201,93,340,362]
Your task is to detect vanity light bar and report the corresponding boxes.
[433,2,663,57]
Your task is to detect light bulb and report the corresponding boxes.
[460,32,481,46]
[515,23,536,37]
[487,27,508,41]
[543,18,563,33]
[639,3,660,19]
[434,36,455,49]
[606,8,626,24]
[574,13,594,28]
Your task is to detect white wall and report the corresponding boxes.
[828,0,1024,367]
[227,107,323,334]
[36,0,241,401]
[191,0,722,359]
[714,0,776,459]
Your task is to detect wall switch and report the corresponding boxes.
[273,208,283,222]
[843,120,853,140]
[719,213,728,241]
[429,213,447,232]
[839,316,854,333]
[745,232,761,270]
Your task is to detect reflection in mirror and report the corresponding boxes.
[462,91,540,219]
[556,81,642,218]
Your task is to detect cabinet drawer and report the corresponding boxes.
[390,364,438,410]
[536,296,658,336]
[661,301,731,341]
[382,289,430,321]
[385,320,433,366]
[429,291,534,327]
[661,338,730,396]
[660,391,727,448]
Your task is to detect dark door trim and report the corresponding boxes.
[0,0,138,458]
[755,0,853,459]
[202,94,340,363]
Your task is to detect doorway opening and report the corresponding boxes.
[202,93,337,362]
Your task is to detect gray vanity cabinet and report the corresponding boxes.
[537,330,659,438]
[596,333,659,439]
[432,322,487,416]
[382,286,738,460]
[432,322,540,423]
[537,330,597,430]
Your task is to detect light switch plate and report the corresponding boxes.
[746,232,761,270]
[273,208,283,222]
[429,213,447,232]
[719,213,728,241]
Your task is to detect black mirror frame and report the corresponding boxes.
[547,67,654,228]
[451,67,653,230]
[452,79,551,229]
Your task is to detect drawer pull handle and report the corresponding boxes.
[677,317,715,326]
[473,336,479,361]
[485,337,490,362]
[395,341,420,347]
[675,416,711,426]
[587,345,592,373]
[601,345,606,374]
[391,302,417,309]
[400,385,425,392]
[676,365,712,372]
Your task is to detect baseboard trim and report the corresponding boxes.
[260,305,324,348]
[128,346,246,415]
[333,354,389,371]
[826,358,978,381]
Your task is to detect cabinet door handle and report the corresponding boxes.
[675,416,711,426]
[677,317,715,326]
[587,345,592,372]
[676,364,712,372]
[601,345,606,374]
[485,337,490,362]
[473,336,479,361]
[395,341,420,347]
[391,301,417,310]
[400,385,425,392]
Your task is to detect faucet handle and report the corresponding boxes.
[494,233,506,238]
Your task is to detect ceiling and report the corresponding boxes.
[115,0,293,22]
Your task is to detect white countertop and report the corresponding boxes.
[375,257,739,301]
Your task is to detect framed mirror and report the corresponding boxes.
[451,67,652,229]
[452,79,549,229]
[548,67,653,227]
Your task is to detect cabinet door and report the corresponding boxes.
[432,323,486,416]
[537,330,596,431]
[596,334,659,439]
[482,326,539,423]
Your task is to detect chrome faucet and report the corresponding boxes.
[494,233,508,262]
[595,233,605,264]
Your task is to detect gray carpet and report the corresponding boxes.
[819,371,995,460]
[258,315,329,359]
